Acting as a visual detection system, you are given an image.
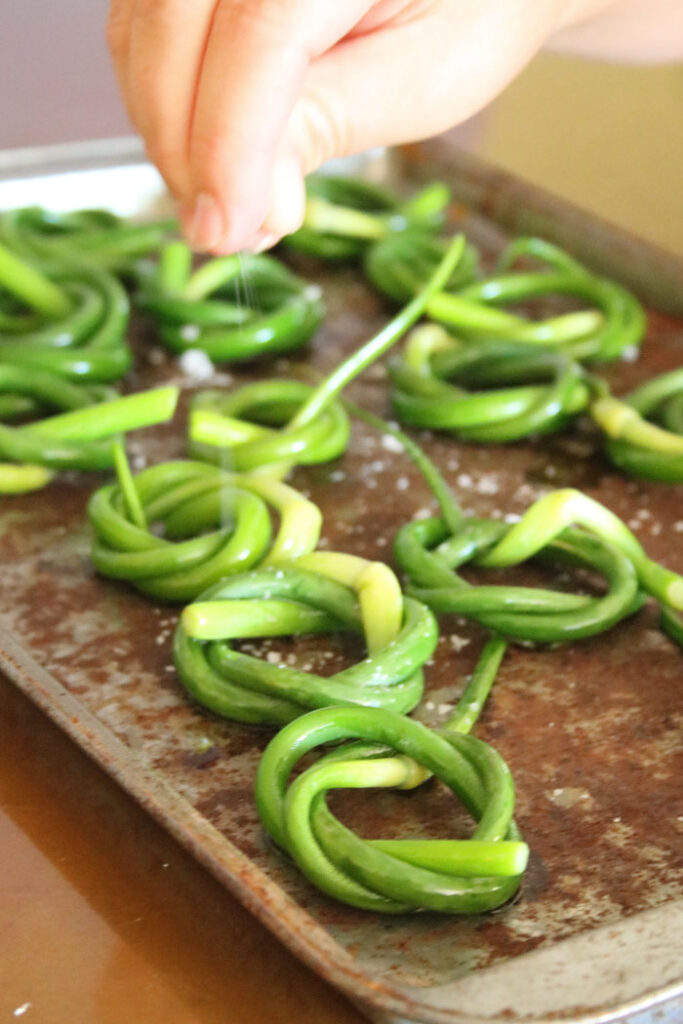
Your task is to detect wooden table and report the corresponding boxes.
[0,673,363,1024]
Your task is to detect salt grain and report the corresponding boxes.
[449,634,470,652]
[179,348,215,380]
[179,324,201,342]
[381,434,404,454]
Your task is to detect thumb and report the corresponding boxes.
[257,0,565,247]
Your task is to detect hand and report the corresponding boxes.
[106,0,645,255]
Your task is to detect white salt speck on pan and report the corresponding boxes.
[396,476,409,491]
[449,634,470,652]
[179,324,201,342]
[621,345,640,362]
[266,651,282,664]
[381,433,404,454]
[475,473,500,495]
[179,348,215,381]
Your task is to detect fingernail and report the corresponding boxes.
[183,192,224,252]
[251,232,278,254]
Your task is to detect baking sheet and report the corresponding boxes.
[0,138,681,1024]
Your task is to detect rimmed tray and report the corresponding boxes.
[0,137,681,1024]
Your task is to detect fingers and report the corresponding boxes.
[290,3,558,169]
[183,0,373,252]
[182,1,308,251]
[109,0,370,251]
[253,0,562,249]
[107,0,563,256]
[109,0,219,201]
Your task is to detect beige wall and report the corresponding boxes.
[472,55,683,255]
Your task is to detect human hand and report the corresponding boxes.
[107,0,615,254]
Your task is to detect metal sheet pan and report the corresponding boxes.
[0,138,681,1024]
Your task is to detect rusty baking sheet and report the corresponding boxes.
[0,139,682,1024]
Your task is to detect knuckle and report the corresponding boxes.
[294,89,350,172]
[135,0,208,32]
[214,0,301,44]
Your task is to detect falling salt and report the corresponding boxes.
[13,1006,31,1018]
